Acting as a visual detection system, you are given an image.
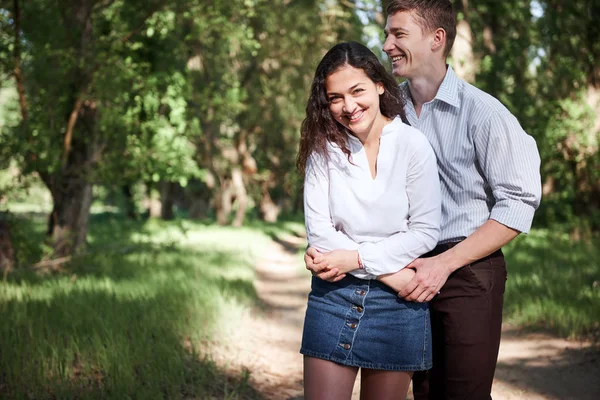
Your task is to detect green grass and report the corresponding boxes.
[503,229,600,340]
[1,212,598,399]
[0,214,303,400]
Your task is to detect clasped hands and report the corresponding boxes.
[304,247,452,302]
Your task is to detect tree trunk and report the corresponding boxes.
[214,179,233,225]
[260,181,280,223]
[41,0,98,257]
[144,184,162,218]
[44,98,100,256]
[0,219,15,274]
[231,167,247,227]
[47,179,94,257]
[122,185,137,219]
[159,181,176,220]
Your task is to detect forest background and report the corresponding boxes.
[0,0,598,399]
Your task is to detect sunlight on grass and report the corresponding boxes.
[3,214,596,399]
[503,229,600,339]
[0,215,275,399]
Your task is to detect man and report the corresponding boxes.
[304,1,542,399]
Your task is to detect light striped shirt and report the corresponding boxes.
[400,66,542,243]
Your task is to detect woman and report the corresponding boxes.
[297,41,441,399]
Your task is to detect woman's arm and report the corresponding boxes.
[378,268,416,293]
[304,153,361,252]
[310,249,417,293]
[318,133,441,277]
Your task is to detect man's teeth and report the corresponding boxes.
[392,55,405,62]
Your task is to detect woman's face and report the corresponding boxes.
[325,65,385,138]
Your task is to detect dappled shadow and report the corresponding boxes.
[270,234,303,255]
[1,213,269,399]
[249,218,306,257]
[0,283,263,399]
[495,334,600,399]
[502,232,600,340]
[6,246,260,307]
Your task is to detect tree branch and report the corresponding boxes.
[120,0,167,44]
[339,0,377,13]
[61,0,167,165]
[62,97,84,165]
[12,0,28,124]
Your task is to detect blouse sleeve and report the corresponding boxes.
[304,152,361,253]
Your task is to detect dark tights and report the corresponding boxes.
[304,356,412,400]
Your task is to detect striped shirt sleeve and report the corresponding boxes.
[474,110,542,233]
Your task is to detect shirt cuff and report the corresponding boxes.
[358,242,407,276]
[490,199,537,233]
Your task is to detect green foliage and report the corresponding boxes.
[448,0,600,231]
[503,230,600,340]
[0,0,598,250]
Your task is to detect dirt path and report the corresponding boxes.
[208,236,600,400]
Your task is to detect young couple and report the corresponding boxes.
[298,1,542,399]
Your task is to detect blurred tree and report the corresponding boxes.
[184,0,364,225]
[0,0,198,255]
[0,0,368,257]
[445,0,599,231]
[533,0,600,231]
[2,0,596,261]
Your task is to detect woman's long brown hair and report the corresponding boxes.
[297,41,406,175]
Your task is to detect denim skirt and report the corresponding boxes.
[300,275,432,371]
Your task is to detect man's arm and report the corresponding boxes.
[398,220,517,301]
[399,110,542,302]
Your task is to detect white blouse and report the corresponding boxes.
[304,117,442,279]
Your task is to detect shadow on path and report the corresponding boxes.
[493,328,600,399]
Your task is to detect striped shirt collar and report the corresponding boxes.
[400,65,461,109]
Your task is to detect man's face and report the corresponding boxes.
[383,11,433,79]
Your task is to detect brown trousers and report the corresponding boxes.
[412,244,507,400]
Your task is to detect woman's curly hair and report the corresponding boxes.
[297,41,406,175]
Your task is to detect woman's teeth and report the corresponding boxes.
[349,110,364,122]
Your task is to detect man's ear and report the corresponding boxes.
[431,27,447,53]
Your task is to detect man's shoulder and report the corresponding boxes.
[457,78,513,119]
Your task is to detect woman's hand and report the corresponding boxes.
[321,249,360,275]
[304,247,349,282]
[377,268,416,294]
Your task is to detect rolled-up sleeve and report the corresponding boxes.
[357,135,442,276]
[475,111,542,233]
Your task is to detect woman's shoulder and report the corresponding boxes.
[386,117,431,150]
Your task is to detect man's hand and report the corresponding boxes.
[304,247,346,282]
[398,256,452,302]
